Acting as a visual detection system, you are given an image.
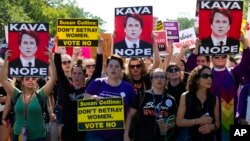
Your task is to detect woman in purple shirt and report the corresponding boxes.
[85,55,136,141]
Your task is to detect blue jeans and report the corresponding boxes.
[85,131,123,141]
[13,134,46,141]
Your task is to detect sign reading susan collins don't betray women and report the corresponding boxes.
[57,19,99,47]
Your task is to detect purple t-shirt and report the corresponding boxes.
[85,77,136,139]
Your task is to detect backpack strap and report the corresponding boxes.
[36,92,45,113]
[12,92,22,107]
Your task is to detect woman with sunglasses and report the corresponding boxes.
[0,49,57,141]
[125,34,160,94]
[54,36,103,141]
[166,64,186,107]
[187,34,250,141]
[124,68,176,141]
[176,65,219,141]
[84,58,96,81]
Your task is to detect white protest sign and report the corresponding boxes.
[173,27,196,54]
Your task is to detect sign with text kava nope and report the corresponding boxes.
[57,19,99,47]
[77,98,125,131]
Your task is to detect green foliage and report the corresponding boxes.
[0,0,106,39]
[177,17,195,31]
[243,0,250,19]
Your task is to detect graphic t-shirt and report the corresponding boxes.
[130,89,177,141]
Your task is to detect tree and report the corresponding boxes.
[243,0,250,19]
[177,17,195,31]
[0,0,106,39]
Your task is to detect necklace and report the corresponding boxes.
[197,94,207,109]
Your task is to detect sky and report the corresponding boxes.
[76,0,197,32]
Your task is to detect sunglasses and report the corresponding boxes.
[213,55,227,59]
[62,60,71,65]
[168,67,180,73]
[24,77,37,81]
[199,73,213,79]
[86,64,96,69]
[152,75,165,79]
[129,64,141,69]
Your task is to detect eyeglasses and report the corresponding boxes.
[152,75,165,79]
[199,73,213,79]
[129,64,141,69]
[213,55,227,59]
[86,64,96,69]
[168,67,180,73]
[24,77,37,81]
[62,60,71,65]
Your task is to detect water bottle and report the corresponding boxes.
[156,115,167,135]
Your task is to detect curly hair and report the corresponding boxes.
[186,65,211,93]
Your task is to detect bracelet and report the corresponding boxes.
[192,119,195,125]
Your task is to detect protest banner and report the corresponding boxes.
[173,27,196,53]
[8,23,49,77]
[156,20,164,31]
[57,19,99,47]
[198,0,243,55]
[164,21,179,43]
[113,6,153,57]
[77,98,125,131]
[155,30,167,54]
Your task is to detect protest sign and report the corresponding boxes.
[78,98,125,131]
[57,19,99,47]
[164,21,179,43]
[113,6,153,57]
[198,0,243,55]
[173,27,196,53]
[8,23,49,77]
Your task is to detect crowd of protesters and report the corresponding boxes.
[0,18,250,141]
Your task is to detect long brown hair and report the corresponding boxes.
[126,57,147,81]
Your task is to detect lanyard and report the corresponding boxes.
[151,89,165,119]
[23,94,33,121]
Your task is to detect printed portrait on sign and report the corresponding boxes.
[113,6,153,57]
[8,23,49,77]
[198,0,243,55]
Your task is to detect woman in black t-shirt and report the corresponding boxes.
[124,68,177,141]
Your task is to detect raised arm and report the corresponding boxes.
[85,36,104,87]
[162,41,173,71]
[42,49,57,97]
[71,47,81,67]
[186,39,201,72]
[232,33,250,80]
[150,33,160,74]
[0,51,14,97]
[174,43,189,66]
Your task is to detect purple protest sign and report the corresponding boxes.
[164,21,179,43]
